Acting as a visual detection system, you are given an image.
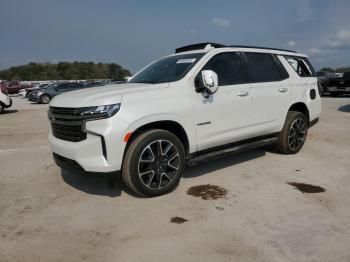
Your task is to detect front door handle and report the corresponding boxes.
[237,91,249,97]
[278,87,288,93]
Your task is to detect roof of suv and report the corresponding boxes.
[175,42,305,57]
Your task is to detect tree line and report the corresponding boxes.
[320,67,350,73]
[0,62,131,81]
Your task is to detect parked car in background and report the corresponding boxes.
[327,71,350,96]
[105,80,126,85]
[0,84,12,113]
[5,80,33,95]
[19,83,50,97]
[29,82,85,104]
[316,71,337,96]
[48,43,321,197]
[82,80,105,88]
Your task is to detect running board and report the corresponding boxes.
[187,137,277,164]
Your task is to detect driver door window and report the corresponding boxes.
[202,52,244,86]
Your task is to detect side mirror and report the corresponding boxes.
[195,70,218,96]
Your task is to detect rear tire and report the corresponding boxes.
[40,94,51,104]
[0,103,4,114]
[276,111,308,154]
[122,129,185,197]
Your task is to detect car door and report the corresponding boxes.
[241,52,291,135]
[189,52,252,151]
[66,83,79,91]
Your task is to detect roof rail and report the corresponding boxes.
[175,43,225,53]
[175,43,296,54]
[228,45,296,53]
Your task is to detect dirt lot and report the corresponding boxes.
[1,96,350,262]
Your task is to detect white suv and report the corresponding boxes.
[48,43,321,197]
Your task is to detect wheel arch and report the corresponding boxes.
[125,120,191,156]
[288,102,310,122]
[40,93,51,102]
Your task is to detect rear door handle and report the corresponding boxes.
[278,87,288,93]
[237,91,249,97]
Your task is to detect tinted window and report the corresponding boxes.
[243,53,284,83]
[285,57,313,77]
[58,83,69,89]
[202,52,244,86]
[343,72,350,78]
[69,83,80,89]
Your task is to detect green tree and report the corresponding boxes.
[0,62,131,81]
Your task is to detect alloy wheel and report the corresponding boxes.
[41,95,50,104]
[138,139,179,189]
[288,118,307,151]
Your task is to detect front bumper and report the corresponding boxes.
[53,153,120,178]
[5,97,12,108]
[49,115,130,173]
[28,95,40,102]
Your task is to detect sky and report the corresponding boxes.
[0,0,350,73]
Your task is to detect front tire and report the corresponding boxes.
[122,129,185,197]
[40,94,51,104]
[276,111,308,154]
[0,103,4,114]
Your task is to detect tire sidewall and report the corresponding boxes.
[284,112,308,154]
[126,130,185,197]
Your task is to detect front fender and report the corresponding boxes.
[125,113,197,153]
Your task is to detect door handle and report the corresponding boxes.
[237,91,249,97]
[278,87,288,93]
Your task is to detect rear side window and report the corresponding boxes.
[285,57,315,77]
[242,52,285,83]
[343,72,350,78]
[202,52,244,86]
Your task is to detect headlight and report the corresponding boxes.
[78,103,121,119]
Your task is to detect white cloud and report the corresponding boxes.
[328,29,350,49]
[296,0,314,22]
[288,41,296,47]
[211,18,230,27]
[309,48,321,55]
[308,47,334,58]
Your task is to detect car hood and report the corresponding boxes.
[50,82,170,108]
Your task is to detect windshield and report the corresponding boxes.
[129,53,204,84]
[42,83,57,89]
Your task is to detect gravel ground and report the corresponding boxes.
[0,96,350,262]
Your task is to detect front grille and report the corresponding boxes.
[49,107,87,142]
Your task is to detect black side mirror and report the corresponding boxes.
[194,74,205,93]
